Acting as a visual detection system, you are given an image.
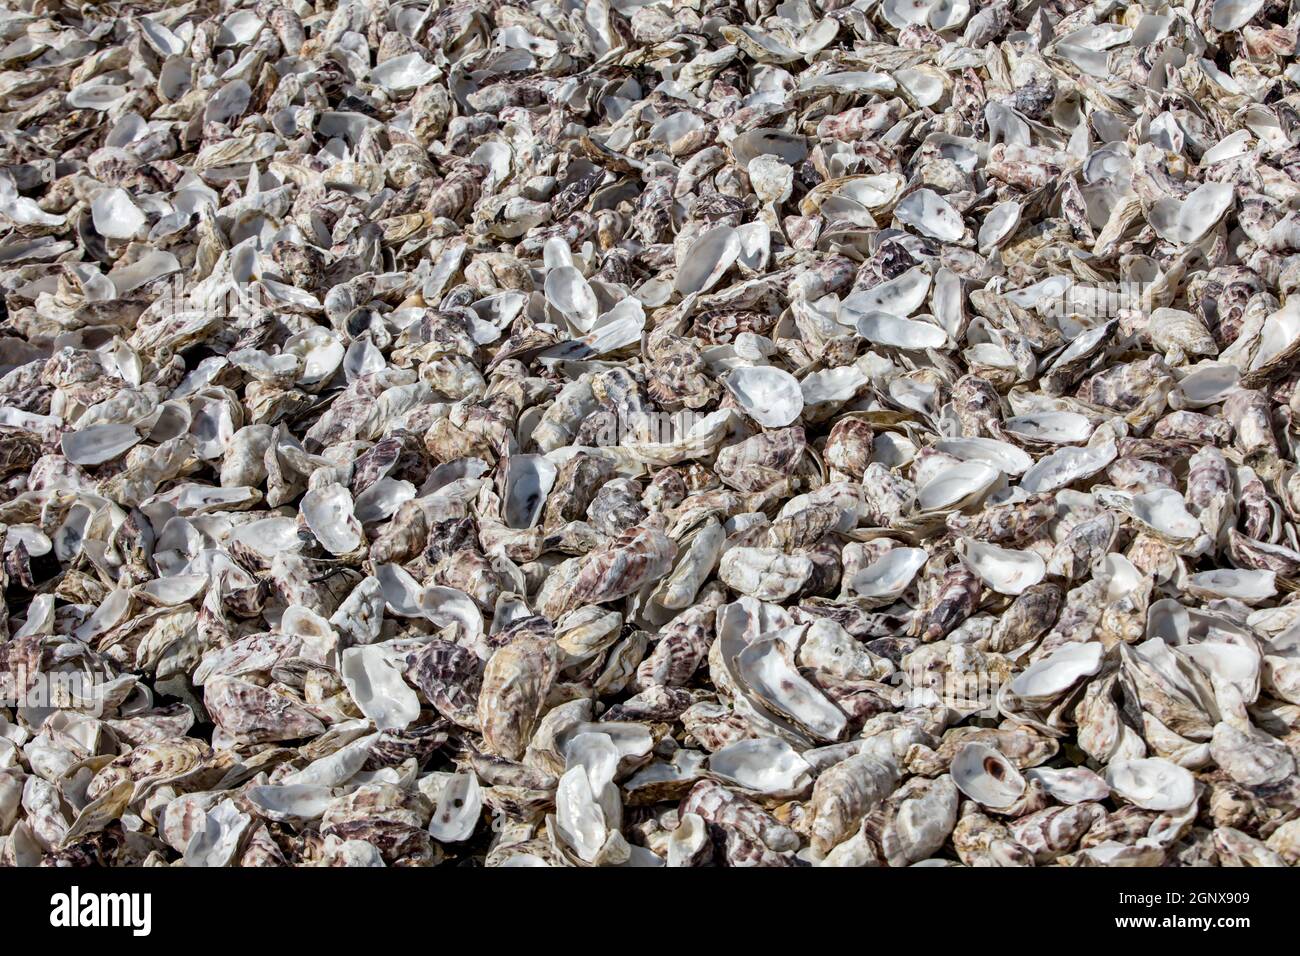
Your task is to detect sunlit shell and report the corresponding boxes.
[1002,412,1093,444]
[502,453,558,529]
[1105,758,1197,811]
[918,462,1000,512]
[341,645,421,731]
[1019,443,1117,495]
[894,189,965,241]
[301,483,363,554]
[844,547,928,604]
[935,438,1032,476]
[423,772,483,842]
[1148,182,1234,245]
[92,189,146,240]
[734,637,847,743]
[707,737,812,795]
[1185,569,1276,603]
[61,424,142,465]
[951,743,1026,809]
[1127,488,1202,543]
[545,266,599,331]
[721,366,804,428]
[977,201,1021,253]
[1023,767,1110,805]
[841,266,931,322]
[1173,363,1239,408]
[371,53,440,93]
[1009,642,1104,703]
[856,312,948,350]
[675,225,741,295]
[1211,0,1264,29]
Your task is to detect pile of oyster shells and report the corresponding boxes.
[2,0,1300,868]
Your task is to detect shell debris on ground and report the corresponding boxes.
[0,0,1299,867]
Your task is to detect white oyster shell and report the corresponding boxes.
[957,539,1046,595]
[721,366,804,427]
[340,645,421,731]
[1105,758,1197,811]
[301,483,363,554]
[951,743,1025,809]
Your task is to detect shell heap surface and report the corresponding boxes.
[4,0,1300,869]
